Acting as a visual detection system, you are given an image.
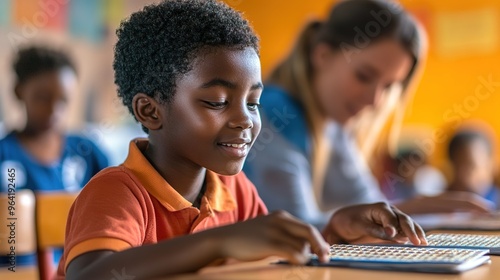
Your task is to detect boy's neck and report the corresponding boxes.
[144,142,206,205]
[17,126,60,141]
[20,124,59,138]
[16,127,63,164]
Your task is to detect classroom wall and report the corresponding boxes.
[224,0,500,169]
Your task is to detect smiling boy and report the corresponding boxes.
[57,1,426,279]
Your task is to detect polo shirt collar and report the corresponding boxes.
[122,139,236,212]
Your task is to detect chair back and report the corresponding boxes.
[0,189,37,258]
[36,192,78,280]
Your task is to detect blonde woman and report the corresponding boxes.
[244,0,492,229]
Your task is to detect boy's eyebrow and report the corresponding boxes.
[200,78,263,91]
[251,82,264,91]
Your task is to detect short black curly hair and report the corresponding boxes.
[113,0,259,133]
[12,45,76,85]
[448,130,492,161]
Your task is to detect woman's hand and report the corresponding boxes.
[322,202,427,245]
[396,192,494,215]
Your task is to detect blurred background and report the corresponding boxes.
[0,0,500,184]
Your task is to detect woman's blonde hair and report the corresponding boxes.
[267,0,427,209]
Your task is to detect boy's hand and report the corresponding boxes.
[214,211,330,264]
[322,202,427,245]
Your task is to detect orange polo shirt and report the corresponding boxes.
[55,138,267,279]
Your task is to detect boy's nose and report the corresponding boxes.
[228,107,253,129]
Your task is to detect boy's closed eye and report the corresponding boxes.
[203,100,228,109]
[202,100,261,111]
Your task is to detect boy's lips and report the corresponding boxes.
[220,143,247,148]
[217,137,251,145]
[217,138,251,158]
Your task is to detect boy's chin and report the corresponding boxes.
[211,163,244,176]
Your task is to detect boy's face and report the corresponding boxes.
[451,139,494,195]
[155,47,262,175]
[16,68,77,132]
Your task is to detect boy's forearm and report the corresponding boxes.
[69,230,224,280]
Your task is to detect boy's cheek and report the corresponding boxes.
[253,126,262,138]
[251,120,262,139]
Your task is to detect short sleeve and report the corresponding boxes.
[63,168,148,269]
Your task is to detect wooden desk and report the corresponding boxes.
[170,256,499,280]
[170,231,500,280]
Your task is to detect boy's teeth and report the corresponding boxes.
[222,143,245,148]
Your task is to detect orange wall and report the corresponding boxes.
[225,0,500,168]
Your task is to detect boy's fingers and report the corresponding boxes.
[361,210,395,241]
[272,212,329,262]
[413,220,428,245]
[397,211,427,245]
[276,235,328,264]
[392,207,428,245]
[311,240,330,263]
[290,224,329,263]
[364,224,392,241]
[274,242,309,265]
[371,204,421,244]
[394,212,420,245]
[383,226,397,238]
[372,203,399,239]
[274,229,309,253]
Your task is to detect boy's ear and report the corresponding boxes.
[132,93,162,131]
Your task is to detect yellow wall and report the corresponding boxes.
[225,0,500,168]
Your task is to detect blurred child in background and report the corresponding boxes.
[447,129,500,210]
[381,143,446,201]
[382,148,422,201]
[0,46,109,193]
[0,45,109,268]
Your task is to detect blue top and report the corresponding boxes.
[0,132,109,192]
[243,85,385,229]
[0,131,109,266]
[484,185,500,210]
